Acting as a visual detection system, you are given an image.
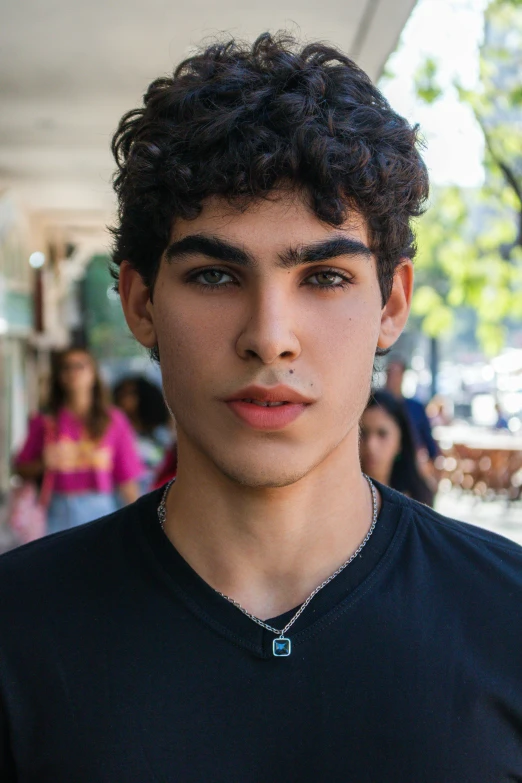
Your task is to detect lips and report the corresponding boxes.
[240,399,288,407]
[224,385,313,430]
[225,385,314,405]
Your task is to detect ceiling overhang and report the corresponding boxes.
[0,0,417,243]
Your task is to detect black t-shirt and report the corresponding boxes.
[1,483,522,782]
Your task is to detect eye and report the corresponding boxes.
[188,268,237,288]
[200,270,232,285]
[305,270,352,288]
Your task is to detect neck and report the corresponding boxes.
[367,466,391,488]
[163,431,380,621]
[66,392,92,418]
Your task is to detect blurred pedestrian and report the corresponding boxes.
[113,375,171,492]
[385,357,439,461]
[426,395,453,427]
[494,402,509,430]
[360,390,433,505]
[14,348,143,534]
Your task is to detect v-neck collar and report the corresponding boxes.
[136,483,408,659]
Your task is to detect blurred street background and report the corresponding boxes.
[1,0,522,547]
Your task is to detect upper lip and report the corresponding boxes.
[225,385,314,404]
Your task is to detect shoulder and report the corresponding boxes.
[107,406,133,431]
[15,412,48,453]
[403,397,426,415]
[381,484,522,588]
[26,411,47,431]
[0,490,160,616]
[0,509,120,591]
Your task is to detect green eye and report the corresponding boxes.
[202,270,227,284]
[310,272,343,286]
[187,267,238,289]
[194,269,235,286]
[318,273,337,285]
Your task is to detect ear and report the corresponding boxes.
[377,259,413,350]
[118,262,157,349]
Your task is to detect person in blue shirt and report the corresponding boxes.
[494,402,509,430]
[384,357,439,460]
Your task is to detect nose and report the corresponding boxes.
[235,285,301,364]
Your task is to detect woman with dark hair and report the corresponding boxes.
[113,375,172,492]
[14,348,144,534]
[360,390,434,506]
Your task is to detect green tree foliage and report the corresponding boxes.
[411,0,522,355]
[413,57,443,104]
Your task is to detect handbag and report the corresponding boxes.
[7,417,55,545]
[7,477,50,544]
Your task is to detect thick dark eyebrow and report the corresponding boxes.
[278,236,373,268]
[164,235,255,266]
[163,233,372,269]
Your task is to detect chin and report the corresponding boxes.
[230,464,309,488]
[206,441,337,489]
[218,464,311,489]
[176,414,355,489]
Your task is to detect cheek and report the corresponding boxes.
[383,432,401,461]
[314,289,381,358]
[154,281,381,426]
[361,435,383,461]
[156,293,198,350]
[391,431,402,456]
[154,297,231,402]
[306,302,379,405]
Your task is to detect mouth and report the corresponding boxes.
[224,386,314,431]
[225,384,314,405]
[239,399,290,407]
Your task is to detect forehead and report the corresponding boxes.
[62,351,90,364]
[171,191,370,251]
[118,381,137,393]
[363,405,398,429]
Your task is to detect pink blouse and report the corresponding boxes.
[15,408,144,494]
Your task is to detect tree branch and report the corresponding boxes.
[476,116,522,253]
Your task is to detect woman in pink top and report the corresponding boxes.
[15,348,144,535]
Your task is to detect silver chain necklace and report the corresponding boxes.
[157,474,378,658]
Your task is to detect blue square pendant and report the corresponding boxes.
[273,637,291,657]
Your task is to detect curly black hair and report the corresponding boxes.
[111,32,428,308]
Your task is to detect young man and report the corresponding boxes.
[1,34,521,782]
